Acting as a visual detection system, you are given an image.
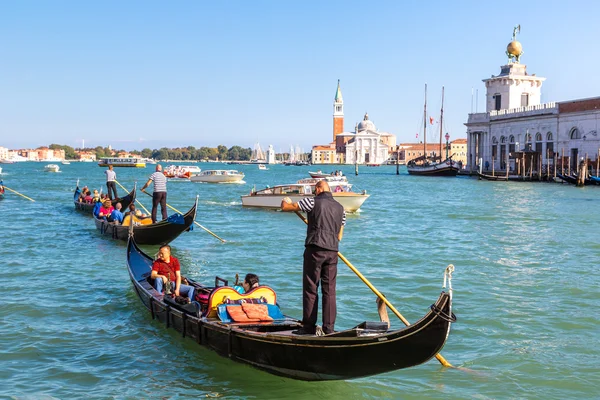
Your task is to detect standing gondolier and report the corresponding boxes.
[141,164,167,223]
[281,180,346,335]
[105,165,118,200]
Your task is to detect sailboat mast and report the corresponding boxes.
[439,86,444,161]
[423,84,427,163]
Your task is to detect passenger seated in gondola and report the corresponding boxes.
[108,202,124,224]
[233,273,260,294]
[123,203,147,218]
[92,190,101,203]
[78,186,88,202]
[83,189,93,203]
[151,244,195,302]
[98,199,114,220]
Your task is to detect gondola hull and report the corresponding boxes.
[73,185,135,214]
[126,236,455,381]
[96,198,197,245]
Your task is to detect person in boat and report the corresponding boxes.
[108,202,124,224]
[92,189,101,203]
[98,199,114,220]
[78,186,89,202]
[123,203,147,219]
[151,244,195,301]
[280,180,346,335]
[105,164,118,200]
[141,164,168,223]
[233,273,260,294]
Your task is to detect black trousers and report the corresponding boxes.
[152,191,168,223]
[106,181,118,200]
[302,246,338,334]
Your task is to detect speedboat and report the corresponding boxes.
[190,170,245,183]
[61,161,71,165]
[164,165,201,180]
[258,164,268,170]
[241,183,369,212]
[44,164,60,172]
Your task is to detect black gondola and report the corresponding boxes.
[96,197,197,245]
[125,234,456,381]
[556,173,595,186]
[73,185,136,214]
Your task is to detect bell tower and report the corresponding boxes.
[333,80,344,141]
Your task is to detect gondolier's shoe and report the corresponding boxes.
[292,327,316,335]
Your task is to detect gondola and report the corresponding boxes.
[556,173,595,186]
[96,196,197,245]
[73,184,136,214]
[125,234,456,381]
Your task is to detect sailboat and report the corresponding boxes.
[407,85,459,177]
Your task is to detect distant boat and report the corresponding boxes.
[190,170,245,183]
[98,157,146,168]
[407,85,459,177]
[44,164,60,172]
[0,166,2,174]
[258,164,268,170]
[62,161,71,165]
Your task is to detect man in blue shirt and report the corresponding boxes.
[109,202,124,224]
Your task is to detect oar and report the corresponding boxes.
[2,184,35,202]
[114,180,151,215]
[140,190,226,243]
[293,211,453,368]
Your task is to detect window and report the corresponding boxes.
[536,133,542,142]
[521,93,529,107]
[494,94,502,111]
[569,128,580,139]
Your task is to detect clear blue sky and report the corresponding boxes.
[2,1,599,152]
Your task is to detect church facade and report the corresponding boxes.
[465,28,600,174]
[311,80,396,165]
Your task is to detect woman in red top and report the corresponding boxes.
[98,199,114,219]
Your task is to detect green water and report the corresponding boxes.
[1,162,598,399]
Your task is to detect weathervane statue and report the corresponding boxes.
[506,24,523,64]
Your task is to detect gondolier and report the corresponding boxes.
[141,164,168,223]
[281,180,346,335]
[105,165,118,200]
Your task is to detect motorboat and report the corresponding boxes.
[309,171,337,178]
[164,165,201,180]
[190,170,245,183]
[44,164,60,172]
[258,164,268,170]
[62,161,71,165]
[296,176,353,192]
[241,183,369,212]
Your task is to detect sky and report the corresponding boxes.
[2,1,600,152]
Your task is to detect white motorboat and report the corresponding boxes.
[44,164,60,172]
[164,165,201,180]
[190,170,245,183]
[61,161,71,165]
[241,183,369,212]
[258,164,268,170]
[0,166,3,174]
[297,176,353,192]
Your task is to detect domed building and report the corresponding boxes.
[311,81,396,165]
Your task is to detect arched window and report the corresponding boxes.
[492,136,498,144]
[546,132,553,141]
[500,136,506,143]
[535,133,542,142]
[509,135,515,143]
[570,127,580,139]
[535,132,543,153]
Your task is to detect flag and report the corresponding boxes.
[416,133,419,138]
[429,116,434,125]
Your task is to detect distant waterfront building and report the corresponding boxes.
[395,139,467,166]
[0,146,9,160]
[465,26,600,173]
[266,145,276,164]
[311,81,396,165]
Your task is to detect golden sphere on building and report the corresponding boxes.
[507,40,523,56]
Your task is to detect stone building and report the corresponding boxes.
[465,27,600,174]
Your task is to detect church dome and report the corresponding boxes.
[507,40,523,58]
[357,113,376,132]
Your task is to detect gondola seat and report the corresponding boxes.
[217,303,285,323]
[206,286,277,318]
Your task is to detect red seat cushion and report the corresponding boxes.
[242,303,273,321]
[226,306,260,322]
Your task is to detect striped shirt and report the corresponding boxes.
[298,197,346,226]
[150,171,167,192]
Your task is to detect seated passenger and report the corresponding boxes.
[92,190,101,203]
[108,202,124,224]
[98,199,114,219]
[234,273,260,294]
[83,189,93,203]
[78,186,89,202]
[151,244,195,301]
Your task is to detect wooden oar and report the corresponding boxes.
[114,180,151,215]
[2,185,35,202]
[140,190,226,243]
[293,211,453,368]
